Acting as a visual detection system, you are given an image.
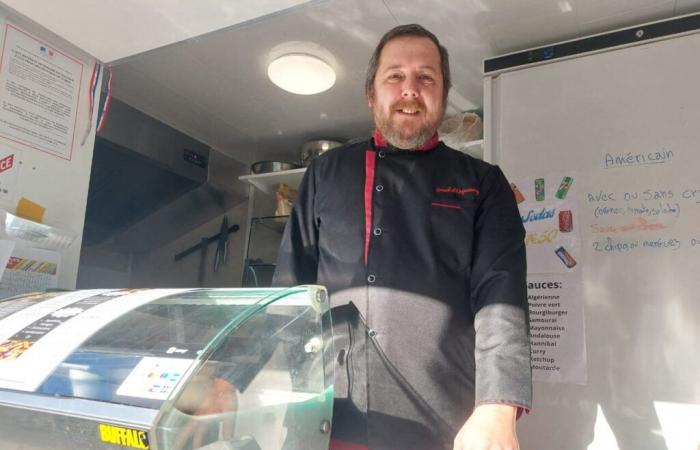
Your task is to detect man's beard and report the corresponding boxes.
[373,98,443,150]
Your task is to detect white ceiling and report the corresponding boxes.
[4,0,700,164]
[0,0,314,62]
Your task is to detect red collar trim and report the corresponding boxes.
[372,129,440,152]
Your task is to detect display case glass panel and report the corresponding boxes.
[0,286,333,450]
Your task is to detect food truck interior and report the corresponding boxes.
[0,1,699,450]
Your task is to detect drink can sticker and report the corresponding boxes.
[559,210,573,232]
[555,246,577,268]
[556,176,573,199]
[510,182,525,204]
[535,178,545,201]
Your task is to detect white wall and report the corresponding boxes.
[0,6,101,289]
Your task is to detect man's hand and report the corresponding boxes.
[173,373,239,450]
[453,404,519,450]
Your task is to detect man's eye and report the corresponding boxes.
[419,75,435,83]
[387,73,403,81]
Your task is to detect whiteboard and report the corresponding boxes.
[488,31,700,450]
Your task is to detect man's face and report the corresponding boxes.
[368,35,446,149]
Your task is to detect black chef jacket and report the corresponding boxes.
[273,131,531,450]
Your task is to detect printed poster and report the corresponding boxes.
[0,23,84,160]
[510,172,587,384]
[0,244,59,299]
[510,172,581,274]
[527,274,586,384]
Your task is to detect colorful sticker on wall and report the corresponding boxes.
[555,246,577,268]
[535,178,545,201]
[0,147,21,201]
[6,256,58,274]
[555,176,574,199]
[0,153,14,173]
[559,210,573,232]
[512,172,580,274]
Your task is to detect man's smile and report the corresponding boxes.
[392,100,424,117]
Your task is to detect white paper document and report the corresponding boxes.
[528,274,587,384]
[0,23,84,160]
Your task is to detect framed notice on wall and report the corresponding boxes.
[0,23,84,160]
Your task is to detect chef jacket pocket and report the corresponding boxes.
[430,198,475,270]
[431,200,463,210]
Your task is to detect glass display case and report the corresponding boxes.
[0,286,333,450]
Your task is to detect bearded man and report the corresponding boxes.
[274,24,531,450]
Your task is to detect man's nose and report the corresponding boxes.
[401,77,419,98]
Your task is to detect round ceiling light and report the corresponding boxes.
[267,53,336,95]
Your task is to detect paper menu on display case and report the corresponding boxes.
[0,289,110,362]
[0,290,66,321]
[0,289,194,392]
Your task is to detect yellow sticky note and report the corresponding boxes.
[16,197,46,223]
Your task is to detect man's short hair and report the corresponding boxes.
[365,24,452,102]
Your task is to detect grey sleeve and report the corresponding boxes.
[474,303,532,410]
[470,165,532,410]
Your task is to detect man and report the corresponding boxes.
[274,24,531,450]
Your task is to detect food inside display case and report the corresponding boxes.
[0,286,334,450]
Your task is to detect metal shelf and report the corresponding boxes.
[250,215,288,234]
[238,168,306,196]
[237,140,482,196]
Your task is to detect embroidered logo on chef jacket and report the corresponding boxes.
[432,186,480,209]
[434,186,480,197]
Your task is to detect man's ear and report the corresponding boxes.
[367,89,374,109]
